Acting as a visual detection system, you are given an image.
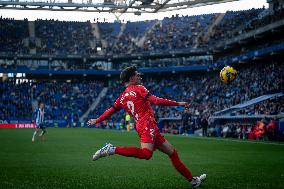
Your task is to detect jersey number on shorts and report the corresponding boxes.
[127,101,138,120]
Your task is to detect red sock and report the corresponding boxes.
[169,149,193,181]
[115,146,153,160]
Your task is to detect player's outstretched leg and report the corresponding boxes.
[191,174,207,188]
[92,144,153,161]
[169,149,193,181]
[158,141,207,188]
[115,146,153,160]
[92,143,116,160]
[39,129,46,137]
[169,150,207,187]
[32,129,39,142]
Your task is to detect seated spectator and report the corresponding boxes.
[255,120,266,140]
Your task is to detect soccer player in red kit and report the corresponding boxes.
[87,66,206,188]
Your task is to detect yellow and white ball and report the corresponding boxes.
[220,66,237,84]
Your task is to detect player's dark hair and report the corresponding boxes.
[120,66,137,83]
[38,101,44,106]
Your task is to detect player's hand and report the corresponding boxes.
[178,102,190,109]
[87,119,97,126]
[184,103,190,109]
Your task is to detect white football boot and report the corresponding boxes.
[92,143,116,161]
[191,174,207,188]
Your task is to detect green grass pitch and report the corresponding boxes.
[0,128,284,189]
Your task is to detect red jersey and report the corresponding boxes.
[113,84,155,123]
[95,84,179,130]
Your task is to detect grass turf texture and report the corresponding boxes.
[0,128,284,189]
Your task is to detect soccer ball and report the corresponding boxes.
[220,66,237,84]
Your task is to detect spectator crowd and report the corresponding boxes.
[2,7,283,57]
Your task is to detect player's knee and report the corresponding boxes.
[142,148,153,160]
[169,148,178,159]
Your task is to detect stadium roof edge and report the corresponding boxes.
[0,0,240,13]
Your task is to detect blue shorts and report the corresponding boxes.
[36,123,46,129]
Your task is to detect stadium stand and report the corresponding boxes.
[208,9,264,46]
[0,9,273,56]
[0,7,284,140]
[0,17,29,55]
[234,96,284,116]
[0,81,32,121]
[35,20,94,55]
[34,81,103,121]
[0,80,103,126]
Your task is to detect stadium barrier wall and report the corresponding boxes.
[0,123,35,128]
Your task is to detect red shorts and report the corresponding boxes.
[136,118,166,148]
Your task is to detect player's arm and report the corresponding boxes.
[87,107,117,126]
[32,109,37,123]
[147,94,189,107]
[87,97,121,126]
[137,85,189,107]
[177,101,190,109]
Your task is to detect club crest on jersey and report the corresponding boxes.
[120,91,137,104]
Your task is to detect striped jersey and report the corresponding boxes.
[34,108,45,125]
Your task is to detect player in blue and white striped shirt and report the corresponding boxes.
[32,102,47,142]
